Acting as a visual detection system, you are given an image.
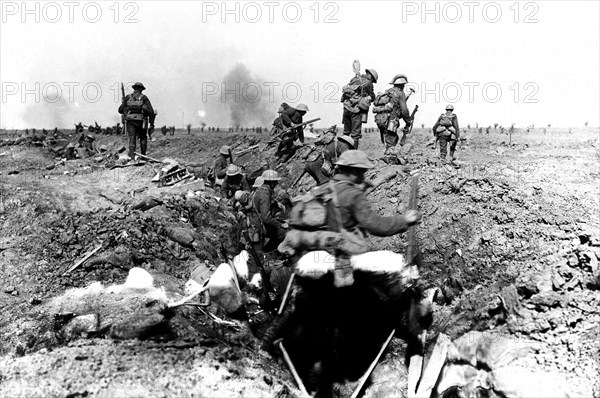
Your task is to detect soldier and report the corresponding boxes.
[118,82,155,160]
[161,125,168,136]
[373,75,412,151]
[248,170,287,254]
[341,69,377,148]
[432,104,460,162]
[187,123,192,135]
[115,123,122,136]
[274,103,309,163]
[304,135,355,186]
[221,165,250,199]
[265,151,426,394]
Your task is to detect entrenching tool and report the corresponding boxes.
[274,338,310,397]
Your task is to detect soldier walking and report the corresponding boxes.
[341,68,377,148]
[372,74,412,152]
[432,104,460,162]
[118,82,155,160]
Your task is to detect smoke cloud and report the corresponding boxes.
[221,63,273,128]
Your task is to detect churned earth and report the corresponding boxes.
[0,126,599,397]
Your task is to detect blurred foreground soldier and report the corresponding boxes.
[341,68,377,148]
[373,75,412,151]
[305,135,355,186]
[248,170,287,254]
[432,104,460,162]
[221,165,250,199]
[118,82,155,160]
[274,103,309,162]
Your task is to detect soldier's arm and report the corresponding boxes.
[353,192,410,236]
[281,109,293,127]
[453,115,460,138]
[399,93,411,123]
[118,95,129,114]
[366,81,375,102]
[143,96,156,124]
[432,118,440,135]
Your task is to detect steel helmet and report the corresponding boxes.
[296,103,309,112]
[365,68,379,83]
[219,145,231,155]
[132,82,146,90]
[335,150,374,169]
[261,169,281,181]
[226,164,241,176]
[337,135,355,149]
[389,74,408,85]
[445,104,454,111]
[252,176,265,188]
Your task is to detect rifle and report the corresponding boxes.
[400,105,419,146]
[291,170,307,188]
[235,144,260,156]
[242,231,277,311]
[267,118,321,144]
[120,83,127,136]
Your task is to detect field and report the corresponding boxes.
[1,126,599,397]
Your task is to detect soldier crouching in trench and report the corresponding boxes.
[261,150,432,397]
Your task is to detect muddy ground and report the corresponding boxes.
[1,126,599,397]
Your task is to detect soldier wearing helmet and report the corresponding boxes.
[373,74,413,151]
[248,169,287,253]
[221,164,250,199]
[207,145,232,187]
[341,68,378,148]
[304,134,355,186]
[118,82,156,160]
[274,103,310,162]
[432,104,460,162]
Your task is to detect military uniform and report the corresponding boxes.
[249,183,286,253]
[274,105,307,162]
[432,106,460,160]
[341,71,377,147]
[214,155,230,179]
[305,137,354,186]
[221,174,250,199]
[118,83,155,159]
[376,86,411,148]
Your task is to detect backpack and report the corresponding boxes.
[373,92,390,107]
[284,181,369,255]
[439,113,454,127]
[126,94,145,121]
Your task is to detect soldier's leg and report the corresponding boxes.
[305,160,328,185]
[349,113,363,148]
[449,139,457,160]
[139,126,148,156]
[384,130,399,149]
[342,109,352,136]
[127,123,138,159]
[438,136,448,159]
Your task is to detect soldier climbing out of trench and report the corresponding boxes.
[118,82,155,160]
[432,104,460,163]
[304,133,355,186]
[273,103,310,163]
[263,150,432,397]
[340,67,377,149]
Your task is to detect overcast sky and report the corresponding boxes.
[1,0,599,129]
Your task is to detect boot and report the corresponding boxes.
[140,138,148,156]
[128,145,136,160]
